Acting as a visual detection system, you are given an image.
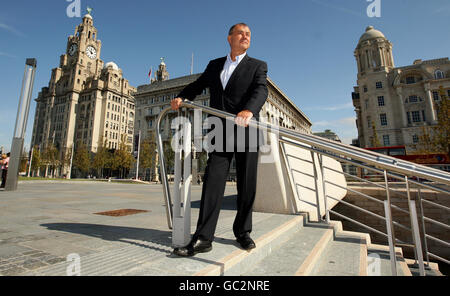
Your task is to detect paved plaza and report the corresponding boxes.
[0,180,251,276]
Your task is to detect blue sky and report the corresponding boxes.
[1,0,449,152]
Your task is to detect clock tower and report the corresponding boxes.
[31,9,136,178]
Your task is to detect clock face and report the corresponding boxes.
[69,44,78,56]
[86,46,97,59]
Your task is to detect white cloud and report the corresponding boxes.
[304,102,353,111]
[0,22,25,37]
[307,0,365,18]
[432,4,450,15]
[313,116,356,127]
[0,51,17,58]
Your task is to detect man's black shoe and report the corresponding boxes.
[173,238,212,257]
[236,233,256,250]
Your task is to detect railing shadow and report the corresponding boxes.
[40,222,231,275]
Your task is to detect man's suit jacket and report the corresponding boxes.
[178,54,268,119]
[177,55,268,150]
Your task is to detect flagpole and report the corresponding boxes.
[191,53,194,75]
[136,130,141,180]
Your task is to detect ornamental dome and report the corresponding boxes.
[104,62,119,71]
[358,26,386,44]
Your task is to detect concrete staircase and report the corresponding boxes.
[153,212,439,276]
[24,212,442,276]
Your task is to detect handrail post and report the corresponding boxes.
[405,176,418,264]
[416,179,430,267]
[319,154,329,224]
[311,151,322,222]
[384,170,397,276]
[156,109,173,229]
[172,109,192,247]
[409,199,426,276]
[182,108,192,246]
[406,177,425,276]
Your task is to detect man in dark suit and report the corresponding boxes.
[171,23,268,257]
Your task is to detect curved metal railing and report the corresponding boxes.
[155,100,450,275]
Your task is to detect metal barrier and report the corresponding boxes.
[156,100,450,275]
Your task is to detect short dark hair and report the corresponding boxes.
[228,23,250,35]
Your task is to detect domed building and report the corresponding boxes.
[352,26,450,153]
[31,11,136,177]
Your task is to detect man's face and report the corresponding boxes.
[228,25,251,53]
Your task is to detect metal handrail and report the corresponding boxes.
[155,100,450,275]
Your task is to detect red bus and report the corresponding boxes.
[365,145,406,156]
[364,146,450,172]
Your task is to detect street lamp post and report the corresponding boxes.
[5,58,37,191]
[135,130,141,180]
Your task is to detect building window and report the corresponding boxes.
[422,110,426,122]
[377,96,385,106]
[435,70,445,79]
[406,112,411,124]
[408,95,418,103]
[363,86,368,93]
[376,81,383,89]
[367,116,371,128]
[382,135,390,146]
[412,134,419,143]
[411,111,421,122]
[380,113,387,126]
[433,91,439,101]
[405,76,415,84]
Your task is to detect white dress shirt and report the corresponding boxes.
[220,52,247,90]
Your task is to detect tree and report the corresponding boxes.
[73,142,91,177]
[19,149,28,173]
[139,136,156,181]
[42,143,59,178]
[30,146,41,176]
[417,126,438,154]
[92,137,110,178]
[163,133,175,175]
[370,122,381,148]
[418,86,450,156]
[198,151,208,173]
[434,86,450,156]
[60,147,73,176]
[113,134,135,179]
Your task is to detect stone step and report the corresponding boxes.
[310,234,366,276]
[125,213,306,276]
[366,244,412,276]
[405,259,443,276]
[241,222,334,276]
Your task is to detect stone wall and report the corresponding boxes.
[329,183,450,261]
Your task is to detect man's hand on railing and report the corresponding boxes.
[171,97,183,110]
[235,110,253,127]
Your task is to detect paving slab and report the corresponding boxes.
[0,181,283,276]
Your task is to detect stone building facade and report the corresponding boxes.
[352,26,450,153]
[133,60,312,179]
[31,13,136,176]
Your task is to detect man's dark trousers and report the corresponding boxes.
[194,148,259,242]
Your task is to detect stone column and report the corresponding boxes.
[395,87,408,127]
[424,83,437,123]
